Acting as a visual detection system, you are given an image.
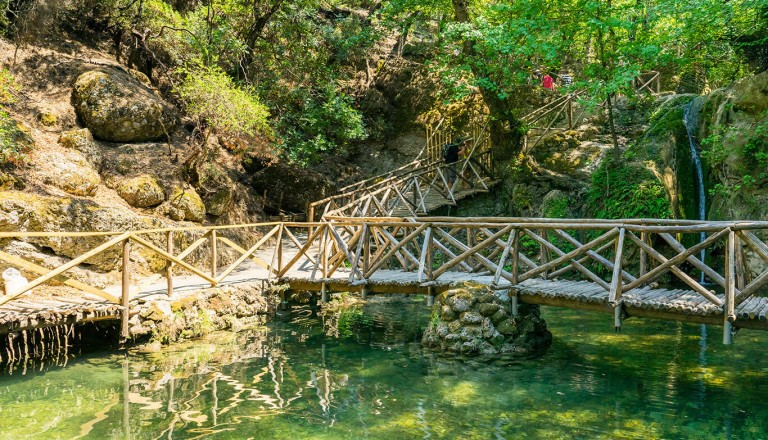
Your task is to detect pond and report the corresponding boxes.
[0,297,766,439]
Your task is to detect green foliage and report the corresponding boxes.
[703,113,768,197]
[0,68,18,105]
[175,65,271,146]
[0,110,32,167]
[587,161,672,219]
[277,87,367,166]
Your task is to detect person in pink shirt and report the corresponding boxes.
[542,73,556,90]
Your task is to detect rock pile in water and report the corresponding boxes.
[422,282,552,356]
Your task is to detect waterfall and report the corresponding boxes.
[683,97,706,282]
[684,97,709,398]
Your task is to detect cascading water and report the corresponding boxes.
[684,97,709,385]
[683,97,707,281]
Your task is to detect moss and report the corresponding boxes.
[586,161,672,219]
[169,186,206,222]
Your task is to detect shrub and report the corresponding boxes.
[0,110,32,167]
[175,65,273,157]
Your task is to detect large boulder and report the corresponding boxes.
[40,151,101,196]
[730,70,768,116]
[58,128,102,169]
[72,69,176,142]
[169,186,206,222]
[116,175,165,208]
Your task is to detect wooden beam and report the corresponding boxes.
[608,228,625,305]
[129,235,218,285]
[0,232,132,306]
[625,231,724,306]
[0,250,119,304]
[624,228,730,292]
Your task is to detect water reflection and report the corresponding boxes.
[0,300,767,439]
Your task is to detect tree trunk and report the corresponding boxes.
[450,0,524,161]
[606,92,620,162]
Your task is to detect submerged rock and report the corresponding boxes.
[422,281,552,357]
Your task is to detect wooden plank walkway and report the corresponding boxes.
[5,259,767,335]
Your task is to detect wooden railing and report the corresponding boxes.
[281,217,768,343]
[634,71,661,94]
[308,119,494,221]
[2,217,768,343]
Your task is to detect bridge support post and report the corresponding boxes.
[723,321,733,345]
[361,286,369,300]
[614,305,622,332]
[427,286,435,307]
[321,282,329,303]
[121,238,131,343]
[511,292,519,317]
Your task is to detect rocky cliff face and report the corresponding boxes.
[0,41,263,289]
[697,71,768,222]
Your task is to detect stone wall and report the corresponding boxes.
[422,282,552,356]
[129,282,277,345]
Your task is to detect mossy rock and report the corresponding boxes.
[116,175,165,208]
[169,186,206,222]
[40,151,100,196]
[72,69,176,142]
[204,187,233,216]
[38,111,58,126]
[58,128,101,169]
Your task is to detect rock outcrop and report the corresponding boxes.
[168,186,206,222]
[58,128,102,169]
[116,175,165,208]
[128,282,276,343]
[40,151,101,196]
[0,191,166,271]
[422,282,552,356]
[72,69,176,142]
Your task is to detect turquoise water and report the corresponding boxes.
[1,297,767,439]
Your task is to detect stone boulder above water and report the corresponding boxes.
[72,69,176,142]
[422,282,552,357]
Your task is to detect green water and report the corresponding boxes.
[1,298,767,439]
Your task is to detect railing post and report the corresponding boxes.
[210,230,217,280]
[724,229,736,345]
[539,229,549,280]
[567,97,573,130]
[735,233,746,290]
[639,231,647,277]
[121,238,131,342]
[511,229,520,317]
[363,225,371,276]
[166,231,173,297]
[610,228,626,331]
[511,229,520,285]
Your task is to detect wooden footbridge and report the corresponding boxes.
[2,216,768,345]
[6,87,762,348]
[307,92,585,221]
